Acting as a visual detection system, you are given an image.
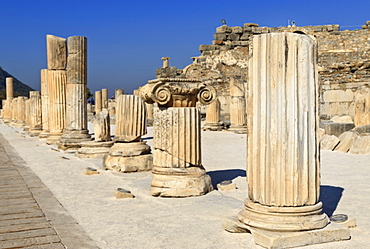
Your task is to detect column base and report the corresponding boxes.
[103,142,153,172]
[203,122,223,131]
[222,216,350,249]
[150,166,213,197]
[46,132,64,145]
[28,128,42,137]
[76,140,114,159]
[58,130,91,150]
[228,125,247,134]
[39,131,50,139]
[238,199,329,232]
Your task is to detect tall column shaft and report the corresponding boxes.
[29,91,42,136]
[11,98,18,125]
[238,32,327,232]
[47,70,66,143]
[6,77,14,100]
[229,77,246,133]
[95,91,102,114]
[102,88,108,110]
[15,97,26,128]
[39,69,50,137]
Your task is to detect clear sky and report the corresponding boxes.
[1,0,369,96]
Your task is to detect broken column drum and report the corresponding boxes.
[103,94,152,172]
[39,69,50,138]
[140,78,216,197]
[228,76,247,134]
[11,98,18,126]
[354,85,370,127]
[76,109,113,159]
[23,98,31,131]
[28,91,42,136]
[15,96,26,128]
[58,36,91,150]
[203,97,223,131]
[226,33,350,248]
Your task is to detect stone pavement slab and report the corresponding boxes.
[0,133,98,249]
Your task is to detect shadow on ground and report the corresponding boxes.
[319,185,344,217]
[207,169,246,189]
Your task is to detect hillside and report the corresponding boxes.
[0,67,35,101]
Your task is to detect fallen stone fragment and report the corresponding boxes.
[334,131,358,152]
[114,188,134,199]
[217,180,236,191]
[320,134,340,151]
[84,167,99,175]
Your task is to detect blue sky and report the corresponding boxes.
[1,0,369,95]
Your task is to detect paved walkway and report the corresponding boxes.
[0,134,98,249]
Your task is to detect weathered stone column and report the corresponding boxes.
[45,34,67,144]
[95,91,102,114]
[225,32,349,248]
[11,98,18,126]
[39,69,50,138]
[354,85,370,127]
[29,91,42,136]
[140,78,216,197]
[15,96,27,128]
[115,89,124,99]
[203,97,223,131]
[103,94,152,172]
[47,70,67,144]
[102,88,108,110]
[3,77,14,123]
[23,98,30,131]
[228,76,246,134]
[77,109,113,159]
[58,36,91,150]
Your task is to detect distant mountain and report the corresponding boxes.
[0,67,35,101]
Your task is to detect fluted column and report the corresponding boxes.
[11,98,18,126]
[29,91,42,136]
[354,85,370,126]
[23,98,30,131]
[102,88,108,110]
[39,69,50,138]
[95,91,102,114]
[237,32,329,235]
[47,70,67,144]
[203,98,223,131]
[58,36,90,150]
[104,94,152,172]
[15,97,26,128]
[228,77,246,134]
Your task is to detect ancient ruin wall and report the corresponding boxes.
[184,21,370,120]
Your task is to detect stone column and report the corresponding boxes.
[39,69,50,138]
[15,96,26,128]
[47,70,67,144]
[228,76,246,134]
[104,95,152,172]
[225,32,349,248]
[45,34,67,144]
[354,85,370,127]
[23,98,30,131]
[203,98,223,131]
[139,78,216,197]
[115,89,124,99]
[95,91,102,114]
[11,98,18,126]
[77,109,113,159]
[3,77,14,123]
[58,36,91,150]
[29,91,42,136]
[102,88,108,110]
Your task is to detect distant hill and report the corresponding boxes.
[0,67,35,102]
